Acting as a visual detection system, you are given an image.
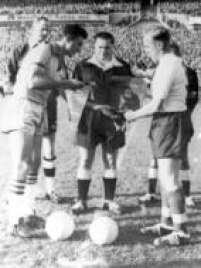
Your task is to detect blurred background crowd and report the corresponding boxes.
[0,0,200,81]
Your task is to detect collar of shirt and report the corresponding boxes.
[87,55,123,71]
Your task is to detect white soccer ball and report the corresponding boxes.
[89,216,119,245]
[45,211,75,241]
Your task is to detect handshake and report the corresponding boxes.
[92,104,124,121]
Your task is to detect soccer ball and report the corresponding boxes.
[89,216,119,245]
[45,211,75,241]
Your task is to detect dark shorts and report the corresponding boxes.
[180,111,194,170]
[76,108,125,150]
[43,93,58,136]
[181,145,190,170]
[149,112,188,159]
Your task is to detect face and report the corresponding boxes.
[94,38,113,61]
[143,35,161,63]
[30,19,49,43]
[64,36,84,57]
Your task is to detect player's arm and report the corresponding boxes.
[28,44,84,91]
[29,71,84,91]
[125,97,162,121]
[125,58,175,121]
[4,45,27,95]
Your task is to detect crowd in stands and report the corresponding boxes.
[160,0,201,16]
[0,0,140,15]
[0,21,201,81]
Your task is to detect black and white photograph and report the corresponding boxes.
[0,0,201,267]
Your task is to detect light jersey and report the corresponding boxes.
[151,53,187,113]
[13,42,61,106]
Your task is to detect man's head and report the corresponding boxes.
[29,16,49,45]
[143,26,171,63]
[62,24,88,57]
[94,32,115,61]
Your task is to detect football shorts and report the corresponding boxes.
[149,112,187,159]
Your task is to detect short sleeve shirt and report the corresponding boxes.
[13,42,60,105]
[151,53,187,112]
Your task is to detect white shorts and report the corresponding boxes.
[0,96,46,136]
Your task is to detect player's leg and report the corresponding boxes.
[139,157,160,204]
[102,146,121,214]
[7,130,33,235]
[25,133,42,213]
[72,146,96,213]
[180,144,194,207]
[140,158,173,236]
[181,112,195,207]
[154,158,189,246]
[42,132,62,202]
[41,93,60,202]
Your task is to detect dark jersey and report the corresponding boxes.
[185,66,199,113]
[73,57,132,109]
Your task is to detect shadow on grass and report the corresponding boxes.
[116,224,152,246]
[108,260,201,268]
[69,229,88,242]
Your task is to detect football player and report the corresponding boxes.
[125,26,190,246]
[6,17,67,203]
[72,31,132,214]
[4,22,87,237]
[139,42,199,208]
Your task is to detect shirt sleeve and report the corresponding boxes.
[31,43,51,71]
[6,44,28,84]
[152,56,176,101]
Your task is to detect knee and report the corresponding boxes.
[150,158,158,168]
[79,153,93,169]
[104,169,117,178]
[160,179,181,193]
[77,167,92,179]
[103,154,117,170]
[13,160,30,177]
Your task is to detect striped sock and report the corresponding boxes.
[148,158,158,194]
[43,157,56,195]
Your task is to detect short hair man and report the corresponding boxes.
[125,26,190,246]
[139,42,199,208]
[72,31,132,214]
[5,22,87,237]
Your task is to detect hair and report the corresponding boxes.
[94,31,115,44]
[169,41,181,57]
[145,26,171,52]
[63,24,88,40]
[32,16,49,27]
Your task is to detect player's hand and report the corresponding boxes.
[69,79,85,90]
[93,105,120,119]
[131,66,145,77]
[124,110,136,122]
[61,79,85,91]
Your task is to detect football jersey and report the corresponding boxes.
[13,42,60,105]
[73,55,133,109]
[151,53,187,112]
